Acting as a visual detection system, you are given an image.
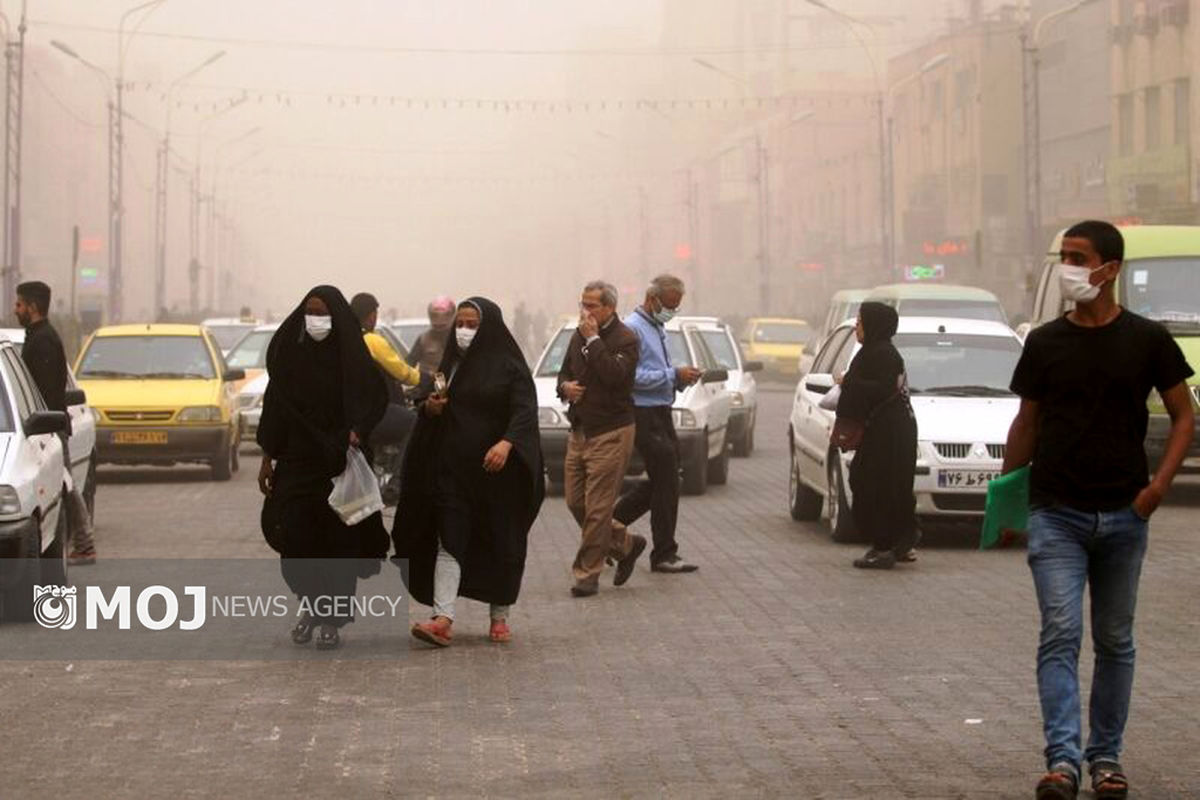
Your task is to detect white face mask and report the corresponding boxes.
[305,314,333,342]
[456,326,478,350]
[1058,262,1111,304]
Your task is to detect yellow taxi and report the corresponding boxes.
[73,324,245,480]
[739,317,813,379]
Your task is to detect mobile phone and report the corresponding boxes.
[433,372,448,396]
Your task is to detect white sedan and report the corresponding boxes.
[788,317,1023,541]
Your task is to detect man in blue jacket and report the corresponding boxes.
[613,274,702,573]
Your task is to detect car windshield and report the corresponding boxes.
[666,331,693,366]
[754,323,811,344]
[206,324,253,351]
[1122,258,1200,330]
[699,330,739,371]
[536,329,574,377]
[225,330,274,370]
[392,323,428,349]
[78,336,216,379]
[892,333,1021,396]
[894,299,1006,323]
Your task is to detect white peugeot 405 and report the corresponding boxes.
[788,317,1023,541]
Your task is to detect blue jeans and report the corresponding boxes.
[1027,504,1149,771]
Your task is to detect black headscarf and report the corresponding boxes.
[257,285,387,475]
[838,302,905,423]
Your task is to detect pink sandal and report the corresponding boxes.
[489,619,512,643]
[411,618,453,647]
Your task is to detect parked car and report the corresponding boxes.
[676,316,763,456]
[201,316,261,356]
[864,283,1008,324]
[788,317,1022,541]
[74,324,245,480]
[1030,224,1200,467]
[819,289,871,340]
[389,318,430,351]
[236,371,269,444]
[533,320,731,496]
[0,328,98,519]
[0,339,71,619]
[740,317,813,379]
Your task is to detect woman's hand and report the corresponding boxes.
[483,440,513,473]
[424,394,448,417]
[349,430,361,448]
[258,455,274,496]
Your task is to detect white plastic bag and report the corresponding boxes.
[328,447,384,525]
[818,384,841,411]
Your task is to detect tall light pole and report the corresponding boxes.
[153,49,224,319]
[803,0,889,277]
[885,53,950,273]
[1022,0,1099,294]
[1,2,26,321]
[209,127,261,312]
[190,95,247,315]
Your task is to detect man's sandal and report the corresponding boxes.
[1090,760,1128,800]
[1036,763,1079,800]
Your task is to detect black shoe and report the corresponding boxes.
[314,624,341,650]
[650,556,698,573]
[291,612,315,645]
[570,580,599,598]
[613,534,647,586]
[853,549,896,570]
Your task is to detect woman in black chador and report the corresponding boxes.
[393,297,543,647]
[836,301,918,570]
[257,286,389,650]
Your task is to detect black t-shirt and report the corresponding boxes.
[1010,309,1193,512]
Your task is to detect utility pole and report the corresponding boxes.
[2,4,26,320]
[756,132,770,314]
[685,168,700,308]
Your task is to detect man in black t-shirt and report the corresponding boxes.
[1004,221,1194,800]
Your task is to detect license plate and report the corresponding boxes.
[111,431,167,445]
[936,470,997,489]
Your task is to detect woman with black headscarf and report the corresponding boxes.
[393,297,543,647]
[257,286,389,649]
[835,301,918,570]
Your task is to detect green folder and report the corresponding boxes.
[980,466,1030,550]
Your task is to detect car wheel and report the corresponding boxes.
[211,441,233,482]
[680,437,708,496]
[707,437,729,485]
[0,516,41,621]
[827,452,858,543]
[40,494,69,586]
[789,438,823,521]
[83,455,97,524]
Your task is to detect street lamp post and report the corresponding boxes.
[0,2,26,320]
[153,49,225,319]
[208,127,261,312]
[1022,0,1099,293]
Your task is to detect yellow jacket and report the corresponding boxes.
[364,331,421,386]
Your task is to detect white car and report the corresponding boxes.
[0,328,98,519]
[0,339,71,619]
[237,371,269,444]
[533,320,732,496]
[389,318,430,351]
[788,317,1023,541]
[675,316,763,456]
[201,317,260,357]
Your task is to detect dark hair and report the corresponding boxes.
[349,292,378,324]
[16,281,51,314]
[1064,220,1124,264]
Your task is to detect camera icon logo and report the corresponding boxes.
[33,585,77,630]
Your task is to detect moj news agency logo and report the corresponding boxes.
[33,585,77,630]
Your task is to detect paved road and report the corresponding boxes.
[2,388,1198,799]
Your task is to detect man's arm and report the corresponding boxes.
[364,332,421,386]
[1002,398,1039,475]
[1134,382,1195,517]
[582,334,637,389]
[556,334,578,400]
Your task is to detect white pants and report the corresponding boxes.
[432,544,511,621]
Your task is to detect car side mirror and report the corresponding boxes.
[743,360,764,373]
[64,388,87,406]
[804,373,834,395]
[701,369,729,385]
[24,410,68,436]
[223,368,246,382]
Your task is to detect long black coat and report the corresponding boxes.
[392,297,544,607]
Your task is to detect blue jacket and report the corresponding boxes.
[625,307,676,408]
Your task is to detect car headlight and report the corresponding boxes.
[730,392,745,408]
[0,485,20,515]
[178,405,223,422]
[538,407,566,428]
[672,409,698,429]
